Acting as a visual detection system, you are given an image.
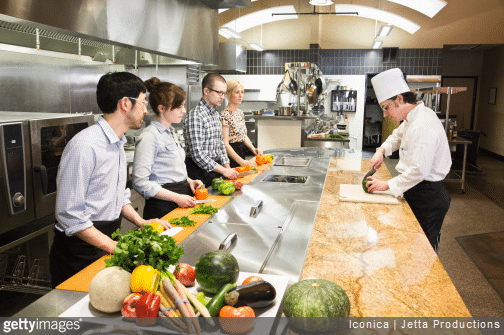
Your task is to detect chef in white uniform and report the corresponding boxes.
[367,68,452,253]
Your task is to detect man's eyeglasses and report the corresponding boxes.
[127,97,149,107]
[207,87,226,97]
[380,99,395,113]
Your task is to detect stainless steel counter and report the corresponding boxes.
[252,115,317,120]
[14,147,362,317]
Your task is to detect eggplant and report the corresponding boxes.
[226,280,276,308]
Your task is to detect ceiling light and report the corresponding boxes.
[387,0,447,18]
[378,25,393,37]
[372,40,383,49]
[222,6,298,33]
[249,43,264,51]
[218,27,244,39]
[335,4,420,34]
[309,0,334,6]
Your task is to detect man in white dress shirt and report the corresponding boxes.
[366,68,452,253]
[49,72,169,288]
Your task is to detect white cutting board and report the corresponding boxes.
[339,184,399,205]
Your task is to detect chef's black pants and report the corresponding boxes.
[403,180,451,253]
[49,217,121,288]
[185,156,223,188]
[143,180,192,220]
[229,141,246,168]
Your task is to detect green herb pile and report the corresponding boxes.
[189,204,218,215]
[105,225,184,274]
[325,134,347,140]
[168,216,196,227]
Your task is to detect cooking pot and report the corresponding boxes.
[307,83,318,105]
[278,106,291,116]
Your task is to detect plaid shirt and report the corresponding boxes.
[183,98,229,172]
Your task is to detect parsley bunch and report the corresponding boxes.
[105,225,184,274]
[168,216,196,227]
[189,204,218,214]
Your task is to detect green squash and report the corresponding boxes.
[283,279,350,333]
[195,250,239,294]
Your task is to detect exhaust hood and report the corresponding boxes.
[213,42,247,73]
[198,0,251,9]
[0,0,219,65]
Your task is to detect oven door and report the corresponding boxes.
[0,121,36,234]
[29,115,95,220]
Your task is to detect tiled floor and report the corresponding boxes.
[383,151,504,316]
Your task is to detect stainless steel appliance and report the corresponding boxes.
[0,112,94,297]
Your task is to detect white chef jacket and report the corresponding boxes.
[380,102,452,197]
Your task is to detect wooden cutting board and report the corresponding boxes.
[339,184,399,205]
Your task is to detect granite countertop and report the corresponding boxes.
[300,157,471,317]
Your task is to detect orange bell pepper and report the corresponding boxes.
[194,185,208,200]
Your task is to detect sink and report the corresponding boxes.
[262,175,309,184]
[274,156,312,167]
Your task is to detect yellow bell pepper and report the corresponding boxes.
[149,221,164,233]
[130,265,161,293]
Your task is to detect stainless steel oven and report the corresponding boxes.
[0,112,94,299]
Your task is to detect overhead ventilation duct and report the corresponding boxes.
[198,0,251,9]
[213,42,247,73]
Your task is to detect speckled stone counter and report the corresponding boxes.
[300,157,471,317]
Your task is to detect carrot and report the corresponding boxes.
[174,279,201,335]
[162,278,193,333]
[158,302,188,333]
[181,285,212,318]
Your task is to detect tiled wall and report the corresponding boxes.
[242,47,443,76]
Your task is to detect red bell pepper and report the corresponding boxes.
[136,292,160,317]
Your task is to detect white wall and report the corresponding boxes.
[324,75,366,150]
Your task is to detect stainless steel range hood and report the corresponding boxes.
[0,0,219,65]
[198,0,251,9]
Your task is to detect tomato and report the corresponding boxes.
[231,180,243,190]
[121,293,142,318]
[242,275,263,285]
[219,306,255,334]
[173,263,196,286]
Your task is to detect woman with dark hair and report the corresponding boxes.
[132,77,203,220]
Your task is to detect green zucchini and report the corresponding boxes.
[205,283,236,317]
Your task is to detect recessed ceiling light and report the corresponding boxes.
[335,4,420,34]
[378,25,393,37]
[249,43,265,51]
[387,0,447,18]
[218,27,244,39]
[309,0,334,6]
[372,40,383,49]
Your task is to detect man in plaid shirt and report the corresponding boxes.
[184,73,239,186]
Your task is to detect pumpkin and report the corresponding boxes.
[282,279,350,333]
[195,250,239,294]
[88,266,132,313]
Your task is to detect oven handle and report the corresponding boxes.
[34,165,48,195]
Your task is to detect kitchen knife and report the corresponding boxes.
[195,199,216,204]
[237,169,257,178]
[362,168,376,182]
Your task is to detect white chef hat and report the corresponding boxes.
[371,68,410,104]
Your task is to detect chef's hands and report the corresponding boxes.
[365,176,389,193]
[141,218,172,231]
[370,147,386,170]
[221,167,239,180]
[174,194,197,208]
[187,178,203,193]
[251,148,263,156]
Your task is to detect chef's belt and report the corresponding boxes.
[185,156,223,187]
[403,180,451,253]
[49,217,121,288]
[228,141,246,168]
[143,180,191,220]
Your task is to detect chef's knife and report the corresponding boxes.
[362,168,376,182]
[195,199,216,204]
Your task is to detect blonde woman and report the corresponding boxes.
[221,79,262,168]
